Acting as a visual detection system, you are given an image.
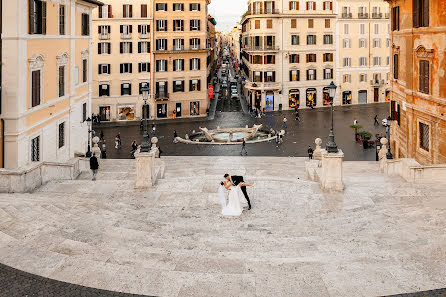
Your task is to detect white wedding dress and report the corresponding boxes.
[219,185,245,216]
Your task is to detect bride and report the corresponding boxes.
[219,180,252,217]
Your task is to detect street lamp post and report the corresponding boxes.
[85,117,92,158]
[325,81,338,153]
[140,85,151,153]
[385,116,393,159]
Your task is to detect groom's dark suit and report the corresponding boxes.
[231,175,252,209]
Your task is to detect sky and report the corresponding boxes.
[208,0,248,32]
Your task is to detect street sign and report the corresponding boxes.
[208,86,214,99]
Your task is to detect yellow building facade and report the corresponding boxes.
[1,0,101,169]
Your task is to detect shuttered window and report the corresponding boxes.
[419,122,430,151]
[58,66,65,97]
[141,4,148,17]
[291,19,297,28]
[81,13,89,35]
[393,54,398,79]
[419,60,429,94]
[392,6,400,31]
[29,0,46,34]
[31,70,41,107]
[59,5,65,35]
[82,59,88,83]
[58,122,65,149]
[31,136,40,162]
[413,0,429,28]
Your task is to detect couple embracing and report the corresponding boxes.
[219,174,253,217]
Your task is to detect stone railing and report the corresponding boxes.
[0,158,89,193]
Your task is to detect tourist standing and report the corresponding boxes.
[240,139,248,156]
[173,130,178,143]
[282,117,288,129]
[90,155,99,181]
[308,146,314,160]
[374,115,379,125]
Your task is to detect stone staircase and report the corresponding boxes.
[0,157,445,297]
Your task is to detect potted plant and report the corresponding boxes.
[349,124,363,142]
[358,131,373,148]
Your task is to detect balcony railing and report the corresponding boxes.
[342,12,352,18]
[372,12,383,19]
[121,33,132,39]
[99,33,110,40]
[244,45,279,51]
[245,9,279,16]
[155,92,169,100]
[246,82,280,89]
[370,79,384,86]
[358,12,368,19]
[139,33,149,39]
[172,45,185,51]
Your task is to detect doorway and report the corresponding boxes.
[358,90,367,104]
[374,88,379,102]
[157,103,167,118]
[175,103,182,117]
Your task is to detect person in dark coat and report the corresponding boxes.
[90,155,99,181]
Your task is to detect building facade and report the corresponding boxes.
[336,0,390,105]
[92,0,211,122]
[386,0,446,164]
[1,0,101,169]
[241,0,337,111]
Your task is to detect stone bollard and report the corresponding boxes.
[135,149,157,188]
[91,136,101,158]
[379,138,388,172]
[321,149,344,191]
[151,137,160,158]
[313,138,323,160]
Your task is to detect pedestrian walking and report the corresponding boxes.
[117,132,122,146]
[90,155,99,181]
[173,130,178,143]
[279,133,284,144]
[100,130,104,141]
[152,124,156,135]
[282,117,288,129]
[114,136,119,149]
[295,110,300,121]
[101,143,107,159]
[308,146,314,160]
[374,115,379,125]
[240,139,248,156]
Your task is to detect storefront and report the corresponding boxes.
[99,106,111,121]
[265,91,274,111]
[190,101,200,116]
[342,91,352,105]
[157,103,167,118]
[175,103,182,117]
[289,89,300,108]
[306,88,316,107]
[358,90,367,104]
[254,91,261,109]
[117,105,135,120]
[323,88,331,105]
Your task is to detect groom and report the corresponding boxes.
[224,174,252,210]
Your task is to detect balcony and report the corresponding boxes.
[342,12,352,18]
[358,12,368,19]
[121,33,132,39]
[244,45,279,52]
[139,33,149,39]
[245,9,279,16]
[172,45,185,51]
[155,92,169,101]
[246,81,280,90]
[370,79,385,86]
[372,12,383,19]
[99,33,110,40]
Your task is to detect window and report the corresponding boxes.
[189,79,201,91]
[173,38,184,50]
[343,74,351,83]
[123,4,133,18]
[120,24,132,36]
[190,102,200,116]
[58,66,65,97]
[58,122,65,148]
[419,122,430,151]
[82,103,87,121]
[141,4,148,17]
[173,80,185,92]
[343,57,351,67]
[156,81,168,97]
[359,38,367,48]
[156,60,167,72]
[289,54,299,63]
[98,5,112,18]
[99,25,111,37]
[265,55,275,64]
[323,34,333,45]
[98,64,110,74]
[359,57,367,66]
[325,19,330,28]
[120,63,132,73]
[31,70,41,107]
[121,82,131,96]
[308,19,314,28]
[173,59,184,71]
[31,136,40,162]
[190,58,201,70]
[255,20,260,29]
[307,35,316,45]
[344,24,349,34]
[291,35,299,45]
[190,38,200,49]
[291,19,297,28]
[29,0,47,34]
[157,20,167,31]
[359,73,367,82]
[419,60,429,94]
[343,38,351,48]
[173,3,184,11]
[138,62,150,73]
[289,70,300,81]
[80,59,87,83]
[253,71,262,82]
[173,19,184,31]
[360,23,366,34]
[323,53,333,62]
[190,19,200,31]
[306,54,316,63]
[324,68,333,79]
[156,3,167,11]
[120,42,133,54]
[138,41,150,53]
[156,39,167,50]
[81,13,89,36]
[374,23,379,34]
[392,6,400,31]
[59,5,65,35]
[99,83,110,96]
[267,20,273,29]
[289,1,299,10]
[139,82,149,94]
[323,1,332,10]
[413,0,429,28]
[138,24,150,36]
[264,71,275,82]
[393,54,398,79]
[98,42,111,54]
[373,38,381,48]
[190,3,201,11]
[306,69,316,80]
[373,56,381,66]
[306,1,315,10]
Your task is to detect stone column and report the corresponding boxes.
[316,86,324,108]
[299,88,306,109]
[321,149,344,191]
[313,138,323,160]
[135,149,157,188]
[378,138,388,173]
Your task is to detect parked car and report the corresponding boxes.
[222,81,228,88]
[231,90,238,99]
